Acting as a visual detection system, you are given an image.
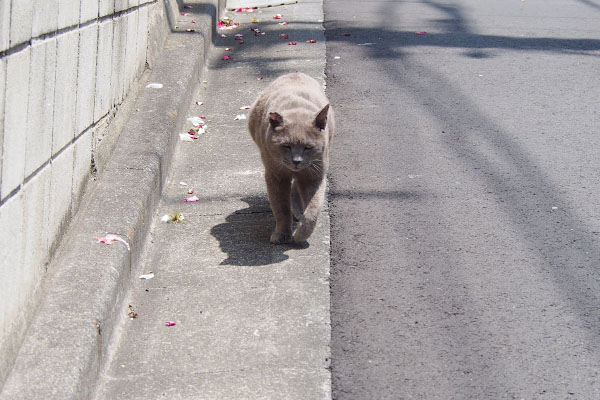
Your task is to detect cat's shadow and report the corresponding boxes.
[210,196,307,266]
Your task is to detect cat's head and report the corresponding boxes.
[267,105,330,173]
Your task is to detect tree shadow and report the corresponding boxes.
[210,196,306,266]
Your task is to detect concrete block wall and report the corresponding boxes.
[0,0,176,387]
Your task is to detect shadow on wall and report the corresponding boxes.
[210,196,307,266]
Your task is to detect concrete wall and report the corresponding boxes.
[0,0,177,385]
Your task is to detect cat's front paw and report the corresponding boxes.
[270,232,294,244]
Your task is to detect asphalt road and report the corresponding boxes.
[324,1,600,399]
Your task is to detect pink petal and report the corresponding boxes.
[191,20,196,23]
[184,5,192,9]
[180,12,187,16]
[184,195,200,202]
[288,41,297,45]
[222,55,231,60]
[94,234,130,251]
[342,32,351,37]
[165,321,176,326]
[416,31,427,35]
[279,21,289,25]
[273,14,283,19]
[306,39,317,43]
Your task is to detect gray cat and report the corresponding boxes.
[248,72,335,244]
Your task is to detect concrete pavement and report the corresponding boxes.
[1,1,331,399]
[93,2,331,399]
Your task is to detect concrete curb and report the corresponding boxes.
[0,3,221,399]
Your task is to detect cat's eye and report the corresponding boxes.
[282,144,291,149]
[304,145,314,150]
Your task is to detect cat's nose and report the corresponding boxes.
[292,156,302,166]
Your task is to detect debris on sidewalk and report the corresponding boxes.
[165,321,176,327]
[139,272,154,280]
[184,195,200,202]
[94,234,130,251]
[128,305,138,319]
[161,212,184,223]
[145,83,163,89]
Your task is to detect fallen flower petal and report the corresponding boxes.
[235,114,247,120]
[179,181,188,186]
[223,55,231,60]
[181,12,187,16]
[219,33,227,38]
[146,83,163,89]
[139,272,154,280]
[169,212,184,223]
[128,305,138,319]
[279,21,289,25]
[191,20,196,23]
[342,32,351,36]
[186,29,195,32]
[278,34,289,39]
[225,47,232,51]
[288,41,297,45]
[188,188,195,194]
[416,31,427,35]
[161,214,171,222]
[187,116,205,126]
[184,5,192,8]
[240,105,251,110]
[165,321,176,326]
[195,101,204,105]
[179,133,195,141]
[94,234,131,251]
[306,39,317,43]
[273,14,283,19]
[258,76,263,80]
[184,195,200,202]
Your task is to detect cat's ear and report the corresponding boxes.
[314,104,329,131]
[269,112,284,129]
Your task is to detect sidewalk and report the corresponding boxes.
[93,3,331,399]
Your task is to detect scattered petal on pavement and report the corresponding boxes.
[139,272,154,280]
[184,195,200,202]
[416,31,427,35]
[187,116,205,126]
[146,83,163,89]
[94,234,130,251]
[235,114,247,120]
[165,321,176,326]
